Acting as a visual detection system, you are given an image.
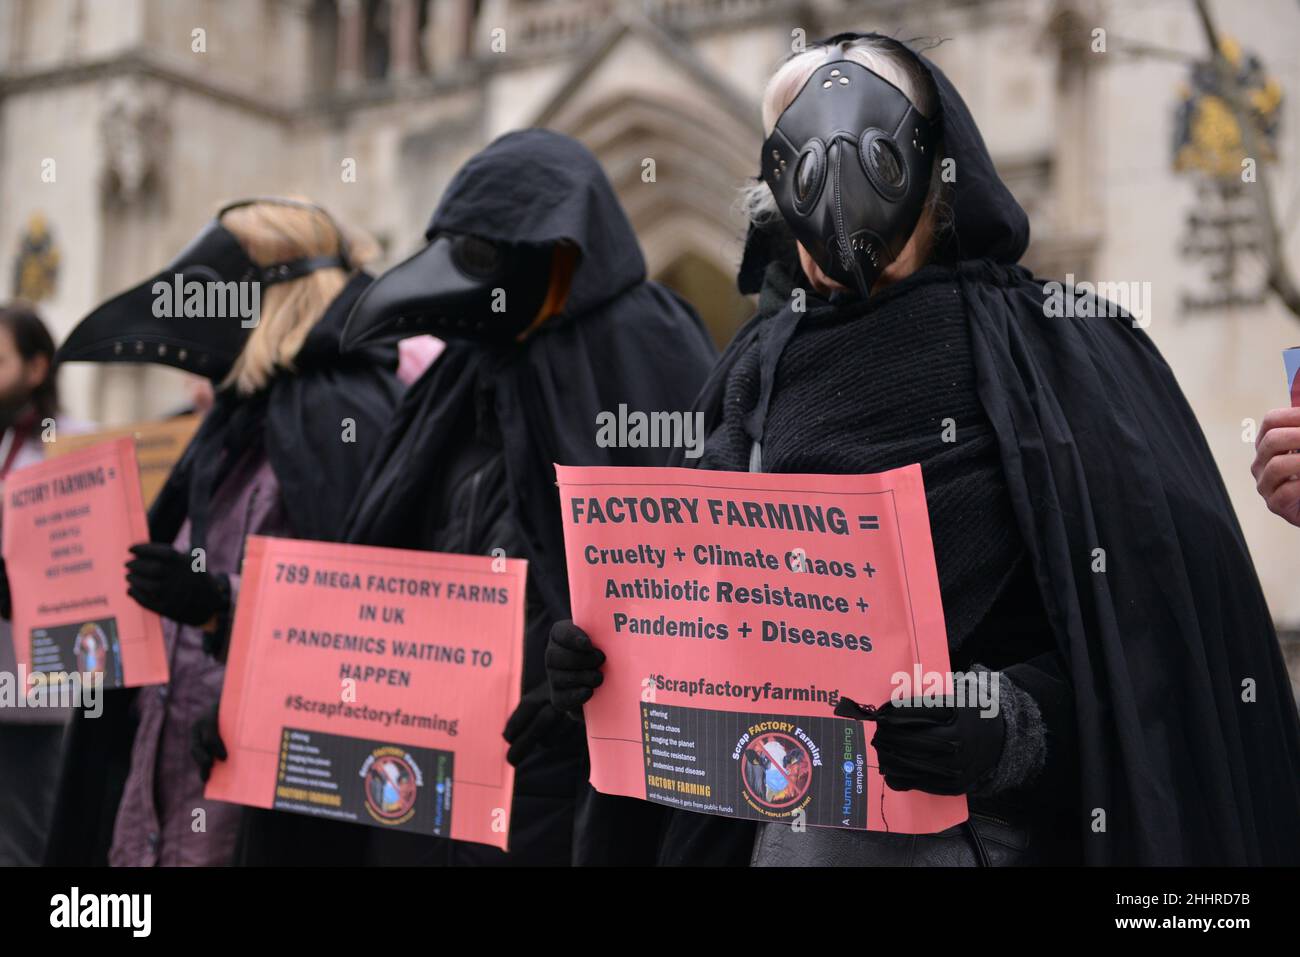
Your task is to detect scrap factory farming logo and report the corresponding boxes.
[361,746,422,826]
[738,730,815,817]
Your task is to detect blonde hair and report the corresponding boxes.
[738,37,941,226]
[220,198,378,395]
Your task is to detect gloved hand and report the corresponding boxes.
[200,611,234,663]
[837,695,1005,796]
[545,620,605,719]
[190,702,227,783]
[125,543,230,627]
[503,683,568,766]
[0,556,10,620]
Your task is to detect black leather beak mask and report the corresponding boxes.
[56,200,348,380]
[762,59,936,295]
[341,232,560,350]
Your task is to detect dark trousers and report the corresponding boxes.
[0,723,66,865]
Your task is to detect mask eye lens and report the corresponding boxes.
[795,152,816,201]
[790,140,826,214]
[870,139,903,188]
[859,130,908,200]
[452,235,501,279]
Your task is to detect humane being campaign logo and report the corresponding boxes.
[739,729,815,814]
[362,747,421,825]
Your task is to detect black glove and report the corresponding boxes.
[837,695,1005,796]
[125,543,230,627]
[200,610,234,663]
[190,702,227,783]
[0,556,10,620]
[503,683,569,767]
[545,620,605,719]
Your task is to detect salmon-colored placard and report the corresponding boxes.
[206,536,527,850]
[2,436,166,688]
[557,463,966,834]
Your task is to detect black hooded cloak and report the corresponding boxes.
[44,273,401,865]
[241,129,717,866]
[660,33,1300,867]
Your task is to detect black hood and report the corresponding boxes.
[427,128,647,316]
[343,129,646,350]
[343,127,716,627]
[149,270,400,550]
[739,32,1030,293]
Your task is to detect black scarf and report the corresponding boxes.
[150,271,400,546]
[699,259,1023,648]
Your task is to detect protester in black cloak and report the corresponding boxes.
[547,34,1300,866]
[223,129,717,866]
[44,198,400,866]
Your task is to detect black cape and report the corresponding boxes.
[247,129,717,865]
[344,129,717,624]
[44,272,401,866]
[668,33,1300,866]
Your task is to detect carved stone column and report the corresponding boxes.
[337,0,365,90]
[429,0,473,76]
[389,0,420,79]
[1046,0,1099,235]
[475,0,510,56]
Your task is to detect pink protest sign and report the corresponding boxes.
[557,463,966,834]
[206,536,526,850]
[2,437,166,688]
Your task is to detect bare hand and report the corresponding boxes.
[1252,407,1300,528]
